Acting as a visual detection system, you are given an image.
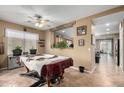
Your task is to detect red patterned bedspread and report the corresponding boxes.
[41,58,73,80]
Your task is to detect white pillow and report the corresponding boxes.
[43,54,55,58]
[43,54,57,59]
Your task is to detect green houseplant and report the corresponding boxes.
[12,45,22,56]
[30,47,37,54]
[53,40,68,49]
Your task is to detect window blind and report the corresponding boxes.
[6,28,39,55]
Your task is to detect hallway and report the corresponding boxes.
[97,54,119,72]
[92,54,124,86]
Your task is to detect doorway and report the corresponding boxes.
[117,39,120,66]
[92,11,124,68]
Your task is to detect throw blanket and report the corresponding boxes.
[20,54,70,76]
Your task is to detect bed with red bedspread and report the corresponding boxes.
[20,54,73,86]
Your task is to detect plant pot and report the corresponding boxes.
[79,66,85,73]
[95,57,100,63]
[13,49,22,56]
[30,49,37,54]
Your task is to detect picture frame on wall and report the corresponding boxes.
[78,39,85,46]
[77,26,87,36]
[38,39,45,47]
[0,42,4,55]
[91,34,95,45]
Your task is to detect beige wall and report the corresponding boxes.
[45,18,94,70]
[0,6,123,70]
[45,6,124,71]
[91,24,96,69]
[0,20,45,68]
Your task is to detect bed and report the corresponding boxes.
[19,54,73,87]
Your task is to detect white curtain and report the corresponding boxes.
[6,28,39,55]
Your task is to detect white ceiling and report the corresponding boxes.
[0,5,119,30]
[93,11,124,36]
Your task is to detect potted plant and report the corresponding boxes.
[53,40,68,49]
[30,47,37,54]
[12,45,22,56]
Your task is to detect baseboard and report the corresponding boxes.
[119,65,124,72]
[70,66,79,70]
[85,65,97,74]
[0,67,7,71]
[70,65,97,74]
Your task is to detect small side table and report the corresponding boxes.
[7,55,24,69]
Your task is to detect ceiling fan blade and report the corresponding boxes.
[26,20,37,24]
[45,19,49,22]
[27,16,36,21]
[26,20,32,23]
[38,19,49,24]
[34,14,42,19]
[46,24,51,27]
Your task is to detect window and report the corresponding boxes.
[100,40,112,54]
[6,28,39,55]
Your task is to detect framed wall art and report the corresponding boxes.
[0,42,4,55]
[91,34,95,45]
[77,26,87,36]
[38,39,45,47]
[78,39,85,46]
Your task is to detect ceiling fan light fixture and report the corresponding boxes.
[28,14,49,28]
[39,24,43,27]
[41,20,45,23]
[35,23,39,27]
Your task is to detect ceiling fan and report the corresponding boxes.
[27,14,50,28]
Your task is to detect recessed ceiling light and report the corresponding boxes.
[106,23,110,26]
[106,28,110,31]
[62,31,65,33]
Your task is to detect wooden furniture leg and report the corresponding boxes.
[47,79,51,87]
[60,71,64,79]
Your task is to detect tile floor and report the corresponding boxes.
[0,54,124,87]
